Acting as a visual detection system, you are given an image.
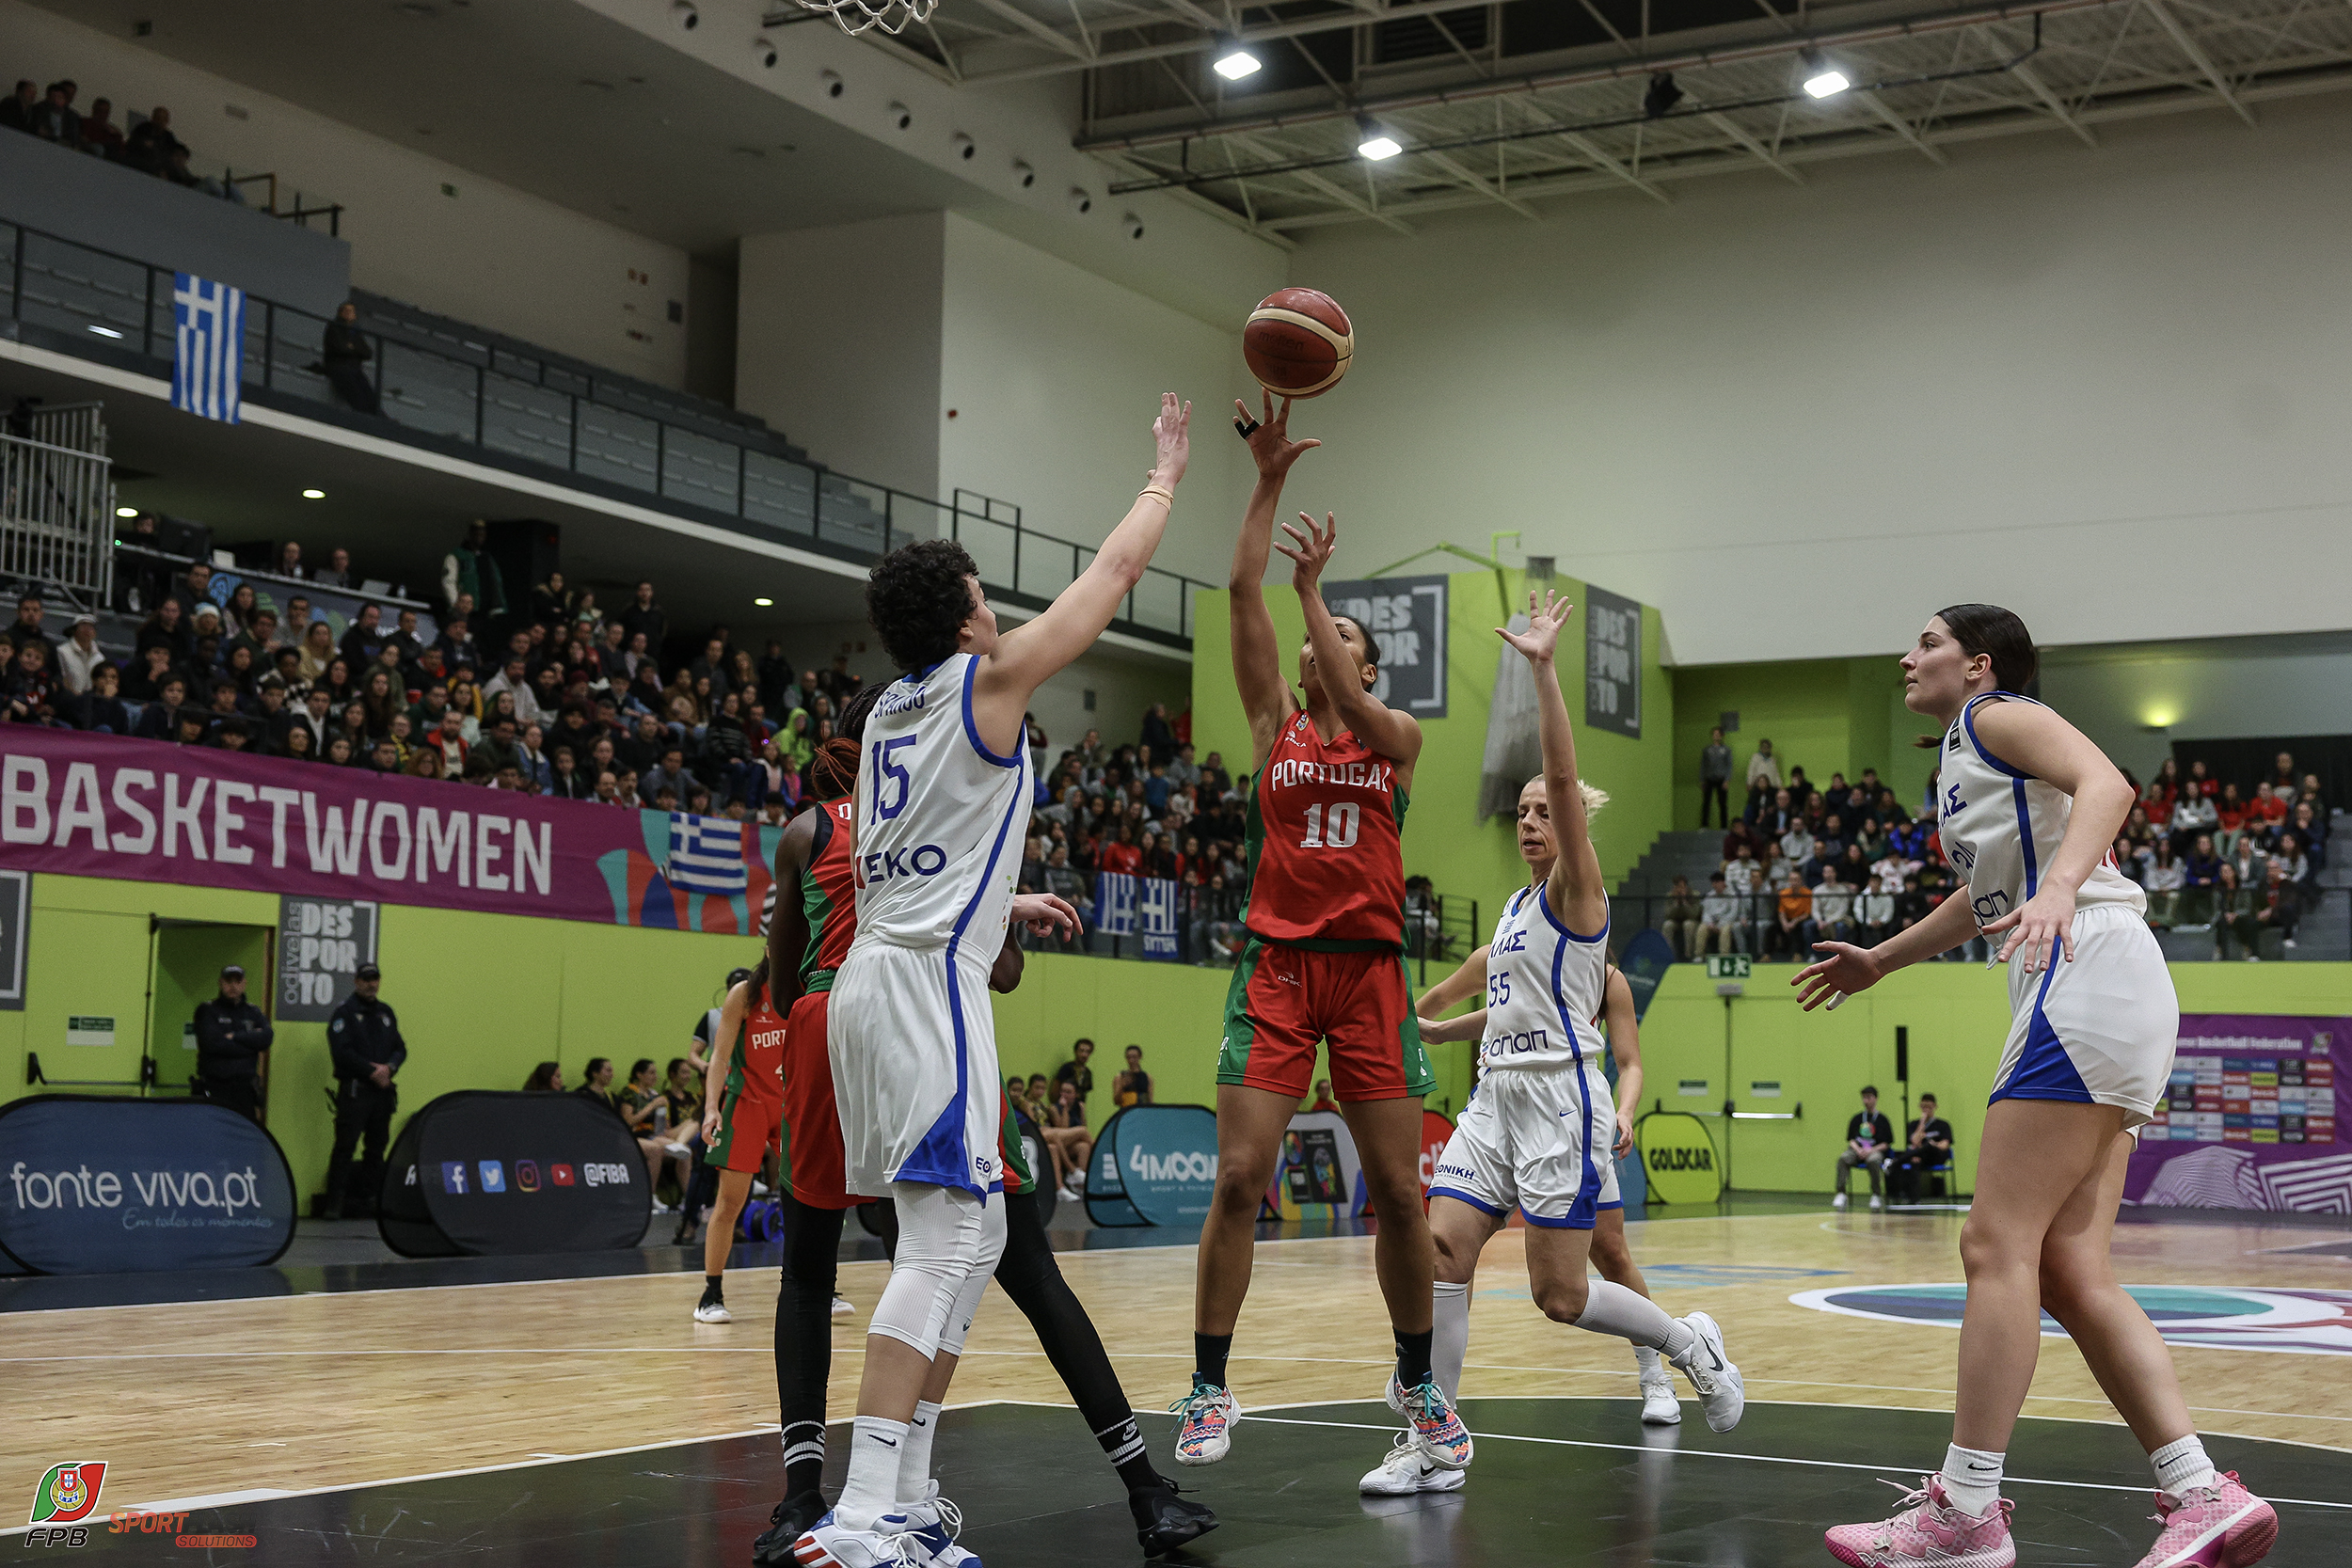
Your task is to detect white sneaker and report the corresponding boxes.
[1672,1310,1744,1433]
[694,1283,732,1323]
[791,1511,918,1568]
[831,1292,856,1318]
[898,1486,977,1567]
[1168,1381,1238,1466]
[1359,1432,1469,1495]
[1639,1370,1682,1425]
[1832,1192,1849,1210]
[1869,1195,1883,1211]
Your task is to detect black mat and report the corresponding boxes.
[39,1399,2350,1565]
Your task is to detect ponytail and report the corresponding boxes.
[811,736,860,799]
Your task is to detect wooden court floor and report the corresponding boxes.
[8,1209,2350,1514]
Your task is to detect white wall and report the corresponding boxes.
[939,213,1247,587]
[1276,95,2352,666]
[2042,638,2352,783]
[3,0,691,387]
[736,214,946,499]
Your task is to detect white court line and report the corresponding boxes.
[1230,1408,2352,1510]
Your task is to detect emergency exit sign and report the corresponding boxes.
[65,1016,116,1047]
[1705,955,1752,980]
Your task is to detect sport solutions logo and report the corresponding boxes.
[29,1461,105,1523]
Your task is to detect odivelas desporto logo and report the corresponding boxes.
[29,1461,105,1525]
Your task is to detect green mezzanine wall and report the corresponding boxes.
[1671,657,1937,832]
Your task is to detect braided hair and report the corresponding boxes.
[811,682,886,800]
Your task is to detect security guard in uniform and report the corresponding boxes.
[192,964,272,1122]
[323,962,405,1219]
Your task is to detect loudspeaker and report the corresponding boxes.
[1895,1025,1909,1085]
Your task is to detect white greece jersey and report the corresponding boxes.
[1425,880,1621,1227]
[1940,692,2174,1128]
[1477,881,1609,1073]
[830,652,1032,1197]
[1936,692,2145,927]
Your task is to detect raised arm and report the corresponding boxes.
[1416,943,1491,1021]
[1497,591,1605,934]
[1969,698,2136,972]
[972,394,1190,748]
[1601,966,1643,1155]
[1230,393,1318,768]
[1278,511,1423,781]
[765,810,821,1013]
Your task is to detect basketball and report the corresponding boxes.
[1243,288,1354,399]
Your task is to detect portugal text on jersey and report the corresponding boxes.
[1245,711,1406,948]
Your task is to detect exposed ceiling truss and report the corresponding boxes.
[797,0,2352,232]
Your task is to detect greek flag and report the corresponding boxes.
[1137,876,1180,961]
[666,814,748,895]
[171,273,245,423]
[1094,872,1137,936]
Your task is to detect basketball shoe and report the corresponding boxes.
[1636,1347,1682,1425]
[1133,1481,1219,1554]
[1359,1432,1470,1496]
[1385,1374,1474,1469]
[1670,1310,1744,1432]
[2129,1473,2277,1568]
[898,1484,978,1568]
[1169,1379,1238,1466]
[792,1511,920,1568]
[694,1280,732,1323]
[1823,1476,2015,1568]
[752,1493,830,1567]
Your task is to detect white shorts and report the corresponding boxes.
[1991,901,2178,1129]
[828,940,1002,1199]
[1427,1063,1621,1228]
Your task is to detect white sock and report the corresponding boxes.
[1940,1443,2004,1517]
[898,1400,942,1503]
[1432,1280,1471,1405]
[1634,1344,1666,1382]
[834,1416,909,1530]
[1574,1279,1692,1358]
[2151,1434,2217,1499]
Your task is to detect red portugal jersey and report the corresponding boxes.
[801,798,858,994]
[1243,710,1409,948]
[728,997,787,1105]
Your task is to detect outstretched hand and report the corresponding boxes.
[1791,942,1884,1011]
[1275,511,1339,593]
[1497,588,1574,664]
[1981,884,2075,973]
[1149,392,1193,490]
[1235,390,1320,480]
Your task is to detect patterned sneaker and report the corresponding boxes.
[1359,1431,1470,1496]
[1386,1373,1474,1469]
[1823,1476,2015,1568]
[1168,1380,1238,1467]
[2130,1473,2277,1568]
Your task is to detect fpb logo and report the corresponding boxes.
[29,1461,106,1524]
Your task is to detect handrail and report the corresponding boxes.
[1,214,1207,646]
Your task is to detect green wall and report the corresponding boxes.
[1627,959,2352,1195]
[1670,656,1936,830]
[1190,567,1674,944]
[5,876,763,1200]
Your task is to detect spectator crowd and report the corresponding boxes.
[5,73,247,202]
[1657,737,2330,964]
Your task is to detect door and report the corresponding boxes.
[150,922,275,1121]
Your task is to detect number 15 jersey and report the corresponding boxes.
[1243,709,1408,949]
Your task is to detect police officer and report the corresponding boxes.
[323,962,405,1219]
[192,964,272,1122]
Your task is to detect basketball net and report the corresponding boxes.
[790,0,938,35]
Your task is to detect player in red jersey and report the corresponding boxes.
[694,962,790,1324]
[1171,393,1467,1480]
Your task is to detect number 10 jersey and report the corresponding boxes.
[1242,709,1408,949]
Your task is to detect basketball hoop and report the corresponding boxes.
[790,0,938,36]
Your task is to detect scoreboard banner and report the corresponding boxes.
[2126,1014,2344,1213]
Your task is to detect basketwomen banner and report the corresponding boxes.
[0,728,780,933]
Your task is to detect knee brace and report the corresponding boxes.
[866,1183,983,1357]
[936,1193,1009,1360]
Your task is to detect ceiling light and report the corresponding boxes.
[117,505,138,517]
[301,488,326,499]
[753,596,774,607]
[1212,37,1261,81]
[1356,115,1402,161]
[1644,71,1684,119]
[1802,50,1851,98]
[87,324,124,339]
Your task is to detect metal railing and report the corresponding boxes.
[0,401,114,599]
[0,216,1207,647]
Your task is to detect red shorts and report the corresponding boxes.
[782,990,861,1210]
[1216,938,1435,1102]
[707,1084,781,1174]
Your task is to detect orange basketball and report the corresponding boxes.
[1243,288,1353,399]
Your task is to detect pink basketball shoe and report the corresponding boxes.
[2129,1473,2277,1568]
[1823,1476,2016,1568]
